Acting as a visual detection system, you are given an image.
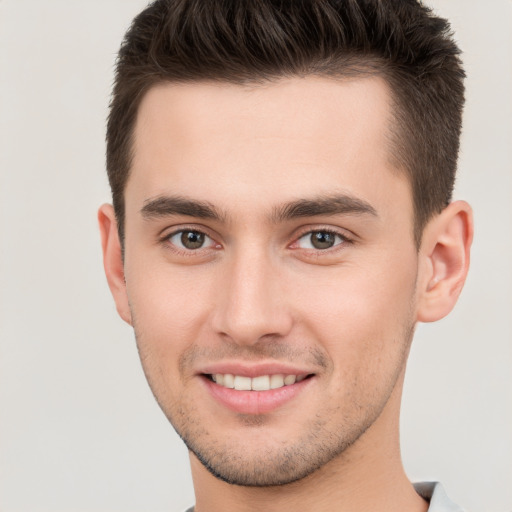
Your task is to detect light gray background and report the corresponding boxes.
[0,1,510,511]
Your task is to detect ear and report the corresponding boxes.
[416,200,473,323]
[98,204,132,325]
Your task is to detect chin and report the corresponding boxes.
[172,406,372,487]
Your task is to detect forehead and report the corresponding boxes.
[128,76,409,221]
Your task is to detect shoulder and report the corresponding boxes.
[414,482,466,512]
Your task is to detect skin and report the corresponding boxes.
[99,76,473,512]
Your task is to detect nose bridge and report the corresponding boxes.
[212,243,292,344]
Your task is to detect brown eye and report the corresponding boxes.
[311,232,336,249]
[181,231,205,249]
[168,230,211,250]
[297,230,344,250]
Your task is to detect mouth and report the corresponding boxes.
[200,369,316,415]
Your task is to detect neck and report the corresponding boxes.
[190,372,428,512]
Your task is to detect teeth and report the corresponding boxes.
[284,375,296,385]
[234,376,252,390]
[223,374,235,388]
[269,374,284,389]
[211,373,307,391]
[251,375,270,391]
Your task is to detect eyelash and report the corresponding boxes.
[160,226,353,256]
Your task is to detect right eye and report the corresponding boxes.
[167,230,216,250]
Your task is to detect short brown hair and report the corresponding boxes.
[106,0,465,246]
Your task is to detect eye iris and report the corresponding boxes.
[181,231,205,249]
[311,231,336,249]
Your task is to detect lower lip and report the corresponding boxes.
[202,376,313,415]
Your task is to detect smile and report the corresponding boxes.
[210,373,308,391]
[203,370,315,414]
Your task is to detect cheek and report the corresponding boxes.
[125,262,215,368]
[291,253,418,373]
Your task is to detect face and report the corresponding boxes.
[120,77,421,486]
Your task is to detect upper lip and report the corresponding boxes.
[198,361,315,378]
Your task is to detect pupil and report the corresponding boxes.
[311,231,335,249]
[181,231,204,249]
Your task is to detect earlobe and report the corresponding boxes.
[98,204,132,325]
[416,201,473,323]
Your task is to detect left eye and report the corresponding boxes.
[296,230,345,250]
[168,230,215,250]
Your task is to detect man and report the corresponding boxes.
[98,1,473,510]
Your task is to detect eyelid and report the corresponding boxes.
[160,223,216,239]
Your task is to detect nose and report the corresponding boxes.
[211,247,293,346]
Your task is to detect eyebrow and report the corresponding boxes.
[141,195,227,222]
[271,194,378,222]
[140,193,378,223]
